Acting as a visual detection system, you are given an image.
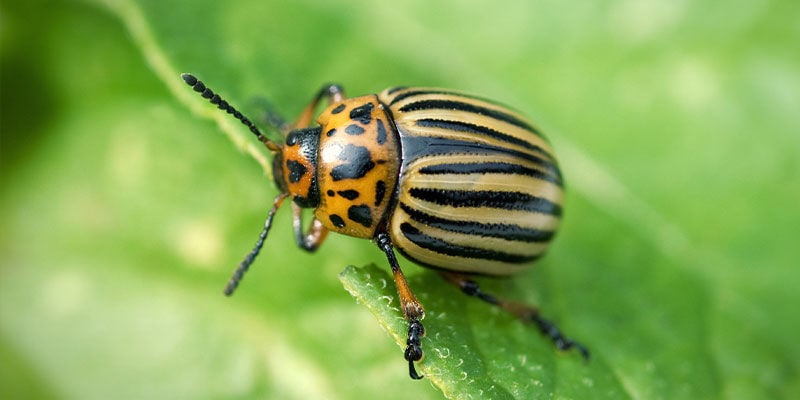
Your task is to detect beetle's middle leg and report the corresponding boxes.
[252,82,345,135]
[440,271,590,360]
[375,232,426,380]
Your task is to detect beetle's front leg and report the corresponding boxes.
[291,202,329,252]
[252,97,291,135]
[375,232,426,380]
[293,83,346,129]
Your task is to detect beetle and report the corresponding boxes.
[181,74,588,379]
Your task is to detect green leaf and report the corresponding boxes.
[2,0,799,399]
[340,264,627,399]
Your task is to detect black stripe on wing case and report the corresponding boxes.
[415,118,549,158]
[388,89,494,107]
[399,135,563,183]
[417,161,561,186]
[398,99,542,138]
[385,86,408,95]
[400,223,541,263]
[408,188,562,216]
[399,203,555,243]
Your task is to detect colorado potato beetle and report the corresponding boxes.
[181,74,588,379]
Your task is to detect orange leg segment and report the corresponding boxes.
[293,84,346,129]
[375,232,426,380]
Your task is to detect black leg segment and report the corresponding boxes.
[405,317,425,380]
[375,232,427,380]
[441,271,590,360]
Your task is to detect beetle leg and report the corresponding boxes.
[375,232,426,380]
[291,202,329,252]
[252,97,292,135]
[440,271,590,360]
[293,84,346,129]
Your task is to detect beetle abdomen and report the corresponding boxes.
[380,88,564,276]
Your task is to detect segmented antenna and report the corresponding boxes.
[181,73,288,296]
[181,73,281,152]
[223,193,288,296]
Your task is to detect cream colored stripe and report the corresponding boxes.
[394,114,555,158]
[397,193,561,230]
[407,173,563,205]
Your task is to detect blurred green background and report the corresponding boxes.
[1,0,798,399]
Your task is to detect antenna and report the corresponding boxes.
[181,73,289,296]
[223,193,289,296]
[181,73,281,152]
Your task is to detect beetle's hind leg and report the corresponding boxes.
[440,271,590,360]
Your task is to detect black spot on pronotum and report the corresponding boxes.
[331,104,346,114]
[330,214,346,228]
[286,160,307,183]
[345,124,365,135]
[330,144,375,181]
[326,128,337,137]
[348,205,373,228]
[349,103,374,124]
[327,190,335,197]
[337,190,360,200]
[376,119,387,144]
[375,180,386,206]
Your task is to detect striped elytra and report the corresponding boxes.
[181,74,587,381]
[378,87,563,276]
